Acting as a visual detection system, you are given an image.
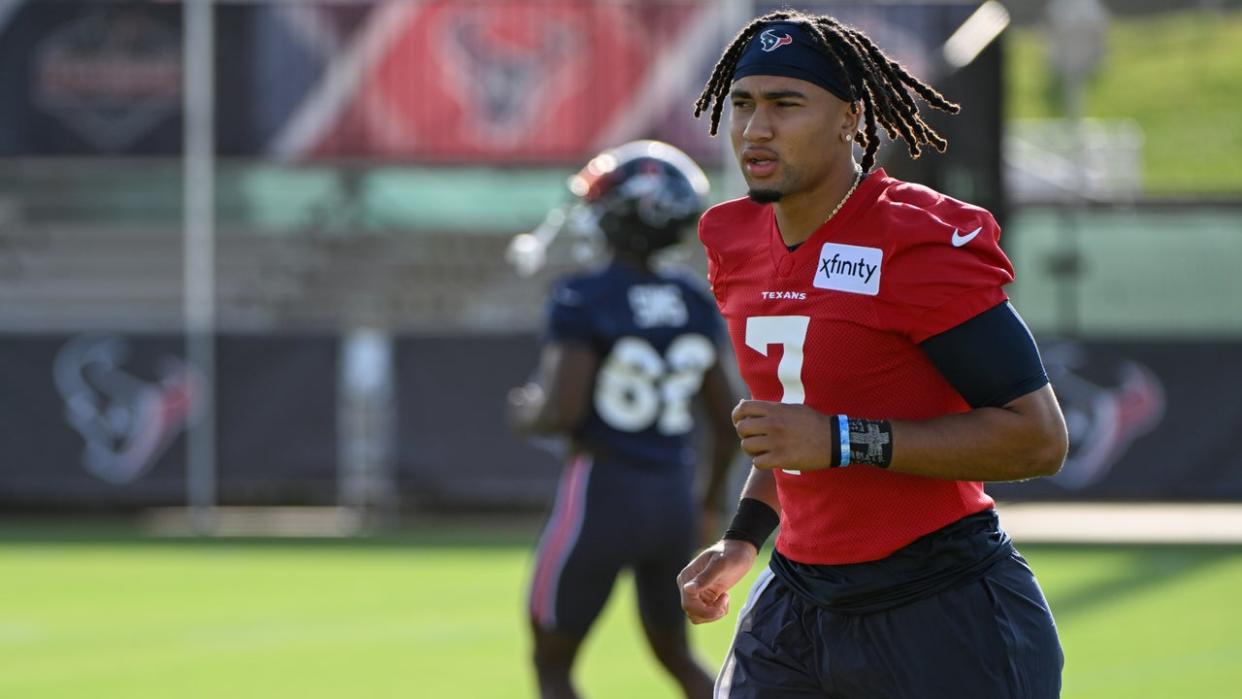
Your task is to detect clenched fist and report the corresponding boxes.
[677,539,758,624]
[733,399,834,471]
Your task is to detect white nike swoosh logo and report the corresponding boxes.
[951,226,982,247]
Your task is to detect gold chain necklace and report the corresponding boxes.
[824,168,864,226]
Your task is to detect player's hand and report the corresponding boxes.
[506,383,544,432]
[732,400,834,471]
[677,539,757,624]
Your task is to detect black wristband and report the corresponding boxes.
[722,497,780,551]
[847,417,893,467]
[828,415,894,467]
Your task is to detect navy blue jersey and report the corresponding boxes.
[545,261,725,471]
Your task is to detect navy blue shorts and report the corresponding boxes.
[527,453,697,636]
[717,528,1063,697]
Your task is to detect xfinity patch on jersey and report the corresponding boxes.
[813,243,882,295]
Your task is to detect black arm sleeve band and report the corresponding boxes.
[722,498,780,551]
[919,301,1050,409]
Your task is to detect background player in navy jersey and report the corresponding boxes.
[508,140,740,699]
[676,11,1069,698]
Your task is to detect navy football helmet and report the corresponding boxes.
[567,140,710,256]
[506,140,710,276]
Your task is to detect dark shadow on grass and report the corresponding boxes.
[1022,544,1242,620]
[0,514,545,551]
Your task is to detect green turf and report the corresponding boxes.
[2,527,1241,698]
[1007,10,1242,194]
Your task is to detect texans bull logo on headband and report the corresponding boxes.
[758,29,793,52]
[734,23,854,102]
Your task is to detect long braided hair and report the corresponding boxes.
[694,10,959,173]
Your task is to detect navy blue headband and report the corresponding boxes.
[732,23,853,102]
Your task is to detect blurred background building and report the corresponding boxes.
[1,0,1239,523]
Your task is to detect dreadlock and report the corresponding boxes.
[693,10,959,173]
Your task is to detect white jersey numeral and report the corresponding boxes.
[744,316,811,474]
[594,334,716,435]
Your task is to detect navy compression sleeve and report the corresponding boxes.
[919,301,1049,408]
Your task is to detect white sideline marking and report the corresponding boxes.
[997,502,1242,544]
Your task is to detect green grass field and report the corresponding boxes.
[1007,9,1242,194]
[3,522,1241,698]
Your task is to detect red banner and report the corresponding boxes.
[299,1,705,162]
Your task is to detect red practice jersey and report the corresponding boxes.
[700,169,1015,565]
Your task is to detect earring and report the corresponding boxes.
[840,132,851,143]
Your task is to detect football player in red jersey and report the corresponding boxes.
[676,11,1068,698]
[509,141,739,699]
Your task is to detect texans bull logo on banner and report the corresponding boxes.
[439,13,579,148]
[53,334,202,484]
[276,0,702,160]
[1043,343,1165,490]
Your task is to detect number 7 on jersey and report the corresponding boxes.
[744,316,811,474]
